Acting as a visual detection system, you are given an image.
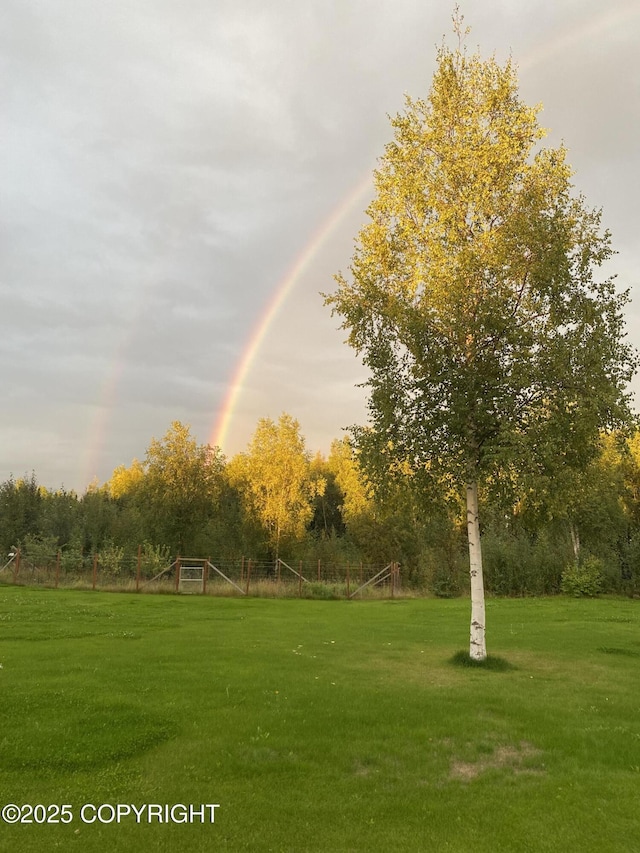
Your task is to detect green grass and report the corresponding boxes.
[0,587,639,852]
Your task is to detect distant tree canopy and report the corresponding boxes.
[4,416,640,599]
[137,421,226,554]
[228,413,318,560]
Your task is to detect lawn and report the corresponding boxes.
[0,586,639,852]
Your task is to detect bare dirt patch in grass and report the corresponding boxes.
[449,740,544,782]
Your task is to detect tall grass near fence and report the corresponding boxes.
[0,549,403,599]
[1,589,640,852]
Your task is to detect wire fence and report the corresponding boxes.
[0,549,402,599]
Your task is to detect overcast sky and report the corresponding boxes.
[2,0,639,493]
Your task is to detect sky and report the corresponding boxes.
[2,0,639,493]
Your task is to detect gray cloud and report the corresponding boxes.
[2,0,639,490]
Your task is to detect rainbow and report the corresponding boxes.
[518,2,638,72]
[210,3,638,454]
[209,173,373,451]
[82,3,638,484]
[80,268,160,489]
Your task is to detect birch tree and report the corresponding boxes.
[326,15,636,659]
[140,421,226,553]
[228,413,316,560]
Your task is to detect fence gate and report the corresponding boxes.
[173,557,246,595]
[177,559,207,594]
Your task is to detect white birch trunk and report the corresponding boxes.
[569,522,580,562]
[466,480,487,661]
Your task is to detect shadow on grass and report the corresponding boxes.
[597,646,640,657]
[449,650,516,672]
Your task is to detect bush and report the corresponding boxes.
[561,555,604,597]
[303,582,342,600]
[140,542,172,576]
[99,540,126,577]
[482,528,564,596]
[294,530,361,568]
[430,562,462,598]
[619,533,640,596]
[60,540,86,573]
[20,534,58,569]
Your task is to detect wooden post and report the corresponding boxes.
[55,550,61,588]
[391,561,395,598]
[360,561,363,585]
[136,544,142,593]
[245,559,252,596]
[346,563,350,599]
[13,548,21,583]
[92,553,98,590]
[241,555,245,582]
[298,561,302,597]
[175,556,181,593]
[203,559,209,595]
[277,559,281,585]
[317,559,321,582]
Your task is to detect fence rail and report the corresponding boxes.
[0,548,401,599]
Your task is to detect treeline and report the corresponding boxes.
[2,415,640,596]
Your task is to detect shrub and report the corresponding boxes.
[60,541,86,573]
[303,582,342,600]
[430,562,462,598]
[20,534,58,569]
[561,555,604,597]
[619,533,640,596]
[99,540,126,577]
[482,528,565,596]
[140,542,172,576]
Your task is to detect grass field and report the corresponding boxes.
[0,586,639,852]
